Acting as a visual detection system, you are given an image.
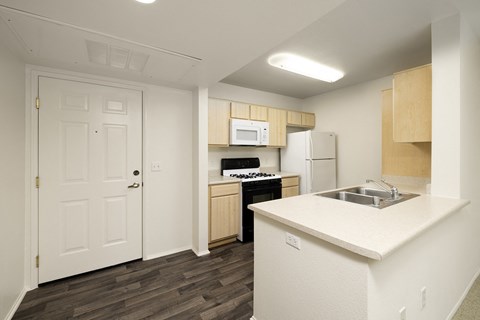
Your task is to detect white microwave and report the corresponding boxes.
[230,119,269,146]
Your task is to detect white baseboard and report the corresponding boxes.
[192,248,210,257]
[446,268,480,320]
[144,245,192,260]
[4,286,28,320]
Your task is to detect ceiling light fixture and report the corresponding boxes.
[267,53,344,83]
[135,0,156,3]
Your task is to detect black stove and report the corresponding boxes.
[221,158,282,242]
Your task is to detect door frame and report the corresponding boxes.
[25,65,148,289]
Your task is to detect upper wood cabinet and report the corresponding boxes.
[287,111,302,126]
[382,89,431,177]
[208,98,230,146]
[287,110,315,128]
[231,102,268,121]
[230,102,250,119]
[268,108,287,147]
[208,98,314,147]
[393,64,432,142]
[250,105,268,121]
[302,113,315,127]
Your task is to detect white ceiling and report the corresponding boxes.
[0,0,344,90]
[222,0,480,98]
[0,0,479,99]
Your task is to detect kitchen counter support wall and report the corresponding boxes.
[253,204,476,320]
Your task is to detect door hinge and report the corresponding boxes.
[35,97,40,109]
[36,255,39,268]
[35,176,40,188]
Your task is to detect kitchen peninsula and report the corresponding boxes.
[248,186,470,320]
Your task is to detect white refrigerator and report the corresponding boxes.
[281,131,336,194]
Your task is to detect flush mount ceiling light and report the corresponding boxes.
[267,53,344,83]
[135,0,156,3]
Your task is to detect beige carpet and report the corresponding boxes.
[453,275,480,319]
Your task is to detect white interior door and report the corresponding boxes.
[38,76,142,283]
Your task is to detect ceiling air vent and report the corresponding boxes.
[86,40,149,72]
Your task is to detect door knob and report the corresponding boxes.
[128,182,140,189]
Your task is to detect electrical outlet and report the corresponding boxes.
[151,161,161,172]
[286,232,301,250]
[399,307,406,320]
[421,287,427,309]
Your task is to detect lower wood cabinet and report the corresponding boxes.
[282,176,299,198]
[209,183,240,248]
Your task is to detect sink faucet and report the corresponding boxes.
[366,179,400,200]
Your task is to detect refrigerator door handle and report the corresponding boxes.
[307,159,314,193]
[309,133,314,160]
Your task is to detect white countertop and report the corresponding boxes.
[208,175,241,185]
[248,186,469,260]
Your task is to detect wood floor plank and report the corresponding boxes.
[13,242,253,320]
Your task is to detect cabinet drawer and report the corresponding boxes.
[282,186,299,198]
[282,177,299,188]
[210,183,240,197]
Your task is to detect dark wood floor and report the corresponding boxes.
[13,242,254,320]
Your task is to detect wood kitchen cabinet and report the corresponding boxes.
[209,182,240,248]
[393,64,432,142]
[209,97,312,148]
[230,102,250,119]
[382,89,431,177]
[231,102,268,122]
[287,110,315,128]
[250,104,268,121]
[267,108,287,147]
[282,176,299,198]
[208,98,230,146]
[301,112,315,128]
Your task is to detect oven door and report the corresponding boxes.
[240,182,281,242]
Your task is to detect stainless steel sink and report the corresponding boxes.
[316,186,419,209]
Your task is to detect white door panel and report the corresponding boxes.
[38,77,142,283]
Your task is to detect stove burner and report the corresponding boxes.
[229,172,276,179]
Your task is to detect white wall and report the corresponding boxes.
[208,83,303,172]
[431,15,462,198]
[368,206,476,320]
[253,214,368,320]
[0,41,26,319]
[458,14,480,292]
[302,77,392,187]
[191,87,209,256]
[143,84,194,259]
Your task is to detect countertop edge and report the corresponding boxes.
[379,198,470,259]
[249,197,470,261]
